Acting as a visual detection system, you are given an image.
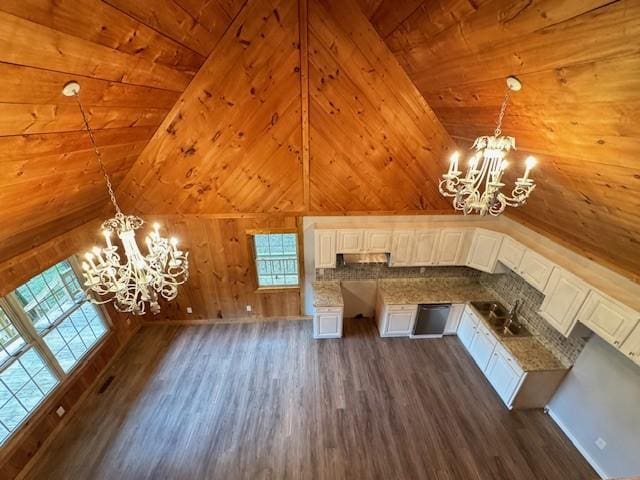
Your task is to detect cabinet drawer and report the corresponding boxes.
[387,304,417,312]
[315,306,343,314]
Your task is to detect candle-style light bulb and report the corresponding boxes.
[102,229,112,249]
[82,261,90,271]
[523,156,536,181]
[448,151,460,174]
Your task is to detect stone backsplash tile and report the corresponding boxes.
[316,262,480,281]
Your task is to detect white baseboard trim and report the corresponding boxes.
[547,407,608,479]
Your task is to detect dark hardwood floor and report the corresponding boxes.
[25,319,597,479]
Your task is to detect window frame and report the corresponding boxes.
[249,229,302,291]
[0,256,111,445]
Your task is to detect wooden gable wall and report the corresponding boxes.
[363,0,640,280]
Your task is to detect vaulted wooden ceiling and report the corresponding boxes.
[1,0,639,282]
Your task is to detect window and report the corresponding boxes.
[0,258,109,445]
[253,233,299,288]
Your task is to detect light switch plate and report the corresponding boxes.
[246,305,252,312]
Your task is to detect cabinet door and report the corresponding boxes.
[577,291,639,348]
[466,229,503,273]
[540,268,590,337]
[336,230,364,253]
[314,230,336,268]
[519,250,554,291]
[364,230,392,253]
[383,308,416,336]
[389,230,414,266]
[621,323,640,366]
[486,348,524,406]
[411,230,440,266]
[469,323,497,371]
[497,237,526,272]
[437,229,467,265]
[457,311,478,349]
[444,304,466,334]
[314,310,343,338]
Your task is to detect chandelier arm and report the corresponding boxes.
[72,93,122,215]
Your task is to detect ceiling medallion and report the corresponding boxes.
[63,81,189,315]
[439,76,537,216]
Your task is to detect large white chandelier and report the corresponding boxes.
[439,76,537,216]
[63,81,189,315]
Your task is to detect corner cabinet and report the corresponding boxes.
[313,306,343,339]
[577,291,639,349]
[314,230,337,268]
[389,230,414,267]
[539,268,590,337]
[466,229,503,273]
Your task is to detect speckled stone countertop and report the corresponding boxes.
[378,278,495,305]
[312,281,344,307]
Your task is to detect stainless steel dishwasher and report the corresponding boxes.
[411,304,451,338]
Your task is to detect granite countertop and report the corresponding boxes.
[312,281,344,307]
[377,278,495,305]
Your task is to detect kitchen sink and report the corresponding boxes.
[470,301,532,337]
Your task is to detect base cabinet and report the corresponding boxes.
[468,322,497,371]
[457,310,478,349]
[313,307,343,339]
[486,345,525,406]
[376,301,417,337]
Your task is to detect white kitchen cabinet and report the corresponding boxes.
[519,249,554,291]
[466,229,503,273]
[539,268,590,337]
[377,304,417,337]
[411,230,440,266]
[336,229,364,253]
[486,344,525,406]
[444,304,466,334]
[364,230,392,253]
[577,290,639,349]
[497,237,526,272]
[313,307,343,339]
[389,230,414,266]
[314,230,336,268]
[436,228,468,265]
[621,323,640,366]
[457,310,478,349]
[469,322,498,370]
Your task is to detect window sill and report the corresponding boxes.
[255,286,300,293]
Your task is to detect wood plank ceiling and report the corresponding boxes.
[0,0,244,262]
[363,0,640,278]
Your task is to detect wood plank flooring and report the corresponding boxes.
[25,319,597,479]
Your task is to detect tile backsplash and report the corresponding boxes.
[316,262,588,366]
[479,270,589,366]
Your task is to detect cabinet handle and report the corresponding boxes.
[630,352,635,357]
[614,341,620,346]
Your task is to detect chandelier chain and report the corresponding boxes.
[72,94,122,215]
[494,88,511,137]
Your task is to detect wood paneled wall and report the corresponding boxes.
[139,215,303,323]
[117,0,305,215]
[307,0,455,212]
[366,0,640,280]
[0,0,243,263]
[0,220,140,479]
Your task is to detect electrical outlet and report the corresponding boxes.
[246,305,252,312]
[420,267,426,273]
[56,406,66,417]
[595,437,607,450]
[186,307,193,314]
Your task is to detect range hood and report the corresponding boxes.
[342,253,389,264]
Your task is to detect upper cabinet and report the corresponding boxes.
[577,291,639,348]
[314,230,337,268]
[336,229,364,253]
[436,229,468,266]
[539,268,590,336]
[411,230,440,266]
[364,230,392,253]
[466,229,503,273]
[518,250,554,292]
[389,230,414,266]
[497,237,526,272]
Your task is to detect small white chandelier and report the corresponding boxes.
[439,76,537,216]
[63,81,189,315]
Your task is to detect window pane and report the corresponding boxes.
[0,308,26,366]
[253,233,299,288]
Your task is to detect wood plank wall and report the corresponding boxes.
[0,0,244,264]
[0,221,141,479]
